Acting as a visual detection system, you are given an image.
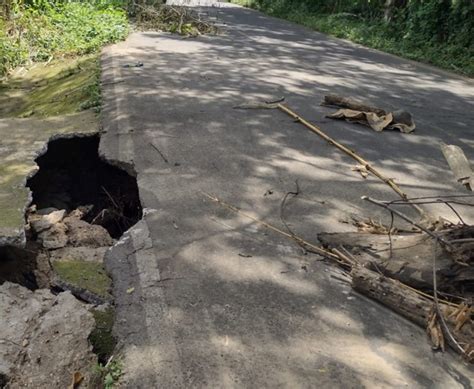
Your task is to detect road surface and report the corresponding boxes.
[100,2,474,387]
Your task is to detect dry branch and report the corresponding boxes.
[321,94,387,116]
[275,103,425,216]
[352,266,473,360]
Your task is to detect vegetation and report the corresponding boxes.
[233,0,473,76]
[90,307,117,363]
[0,55,100,117]
[0,1,129,77]
[52,260,112,298]
[94,358,124,389]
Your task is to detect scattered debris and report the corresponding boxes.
[318,226,474,295]
[351,267,473,360]
[135,4,218,36]
[234,98,424,215]
[205,192,474,361]
[0,282,97,388]
[327,109,415,133]
[321,94,416,133]
[441,143,473,191]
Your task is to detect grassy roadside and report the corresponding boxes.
[231,0,473,77]
[0,1,129,78]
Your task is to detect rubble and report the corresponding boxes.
[0,282,97,388]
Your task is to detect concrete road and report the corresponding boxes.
[100,2,474,387]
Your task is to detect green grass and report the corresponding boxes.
[1,2,129,77]
[232,1,473,77]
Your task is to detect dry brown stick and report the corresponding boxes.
[202,192,350,265]
[275,103,425,216]
[321,95,387,116]
[204,192,459,307]
[431,242,467,357]
[351,266,473,360]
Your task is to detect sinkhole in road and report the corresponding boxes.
[27,134,142,239]
[1,134,143,289]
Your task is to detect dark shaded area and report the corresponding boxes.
[0,243,40,290]
[89,307,117,364]
[0,373,7,388]
[27,135,142,238]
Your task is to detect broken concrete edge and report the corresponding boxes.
[99,47,138,179]
[103,218,154,360]
[0,131,100,248]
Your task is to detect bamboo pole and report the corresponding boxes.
[276,103,425,216]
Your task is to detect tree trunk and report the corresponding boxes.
[384,0,407,22]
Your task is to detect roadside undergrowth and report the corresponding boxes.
[1,1,128,77]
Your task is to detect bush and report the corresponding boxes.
[1,1,129,76]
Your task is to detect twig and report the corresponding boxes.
[204,192,460,307]
[432,242,468,357]
[150,142,169,163]
[202,192,350,266]
[101,186,120,209]
[279,180,304,250]
[388,211,394,259]
[362,196,453,249]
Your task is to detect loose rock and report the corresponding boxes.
[37,222,68,249]
[29,209,65,233]
[0,282,97,388]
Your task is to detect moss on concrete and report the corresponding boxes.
[0,55,100,118]
[52,260,112,299]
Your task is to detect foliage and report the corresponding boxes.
[95,358,123,389]
[0,1,129,76]
[233,0,473,76]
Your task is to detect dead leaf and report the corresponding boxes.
[126,287,135,294]
[69,372,83,389]
[427,310,445,351]
[327,109,415,133]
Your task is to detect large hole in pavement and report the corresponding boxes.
[26,135,142,239]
